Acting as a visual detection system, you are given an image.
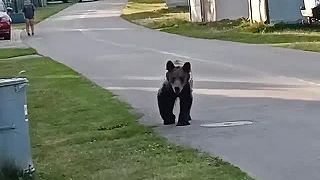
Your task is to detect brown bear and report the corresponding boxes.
[157,60,193,126]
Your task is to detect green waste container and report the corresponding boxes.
[0,78,34,175]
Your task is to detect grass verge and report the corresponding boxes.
[13,3,75,29]
[0,48,252,180]
[121,0,320,51]
[274,42,320,52]
[0,48,37,59]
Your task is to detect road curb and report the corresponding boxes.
[0,54,42,61]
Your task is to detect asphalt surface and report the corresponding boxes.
[23,1,320,179]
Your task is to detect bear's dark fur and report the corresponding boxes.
[157,60,193,126]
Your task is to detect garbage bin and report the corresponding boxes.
[0,78,34,175]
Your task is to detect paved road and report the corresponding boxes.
[23,1,320,179]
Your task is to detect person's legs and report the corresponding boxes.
[25,19,30,36]
[30,18,35,35]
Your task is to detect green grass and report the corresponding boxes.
[121,0,320,51]
[35,2,78,23]
[0,49,252,180]
[13,3,75,29]
[275,42,320,52]
[0,48,37,59]
[163,23,320,44]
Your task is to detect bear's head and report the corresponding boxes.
[166,60,191,95]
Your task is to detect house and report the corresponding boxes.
[249,0,304,23]
[190,0,249,22]
[215,0,248,21]
[190,0,304,23]
[166,0,188,8]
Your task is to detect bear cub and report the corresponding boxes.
[157,60,193,126]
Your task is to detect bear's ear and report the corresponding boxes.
[166,60,175,72]
[182,62,191,73]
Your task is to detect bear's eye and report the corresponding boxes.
[179,77,184,82]
[172,77,176,82]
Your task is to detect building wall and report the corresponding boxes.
[249,0,267,22]
[189,0,202,22]
[250,0,303,23]
[190,0,303,24]
[190,0,249,22]
[268,0,303,23]
[202,0,215,22]
[215,0,249,21]
[166,0,188,8]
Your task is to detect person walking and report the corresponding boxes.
[22,0,35,36]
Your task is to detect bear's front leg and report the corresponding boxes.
[177,84,192,126]
[157,83,177,125]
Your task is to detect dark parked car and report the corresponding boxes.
[0,0,12,40]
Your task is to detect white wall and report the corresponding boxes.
[190,0,248,22]
[166,0,189,8]
[189,0,203,22]
[249,0,267,22]
[202,0,216,22]
[215,0,249,21]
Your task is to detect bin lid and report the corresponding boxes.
[0,78,28,87]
